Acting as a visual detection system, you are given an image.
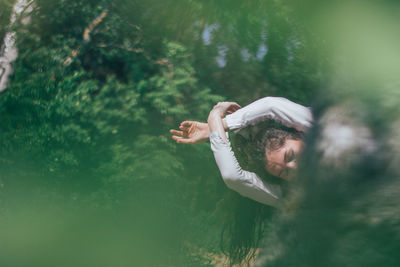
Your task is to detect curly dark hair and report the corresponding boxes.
[256,126,303,169]
[220,122,303,266]
[261,127,303,152]
[234,122,303,177]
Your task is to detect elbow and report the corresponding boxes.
[220,170,242,187]
[224,180,240,191]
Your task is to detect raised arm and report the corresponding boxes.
[208,102,281,207]
[209,132,281,207]
[224,96,313,132]
[171,97,312,144]
[170,102,241,144]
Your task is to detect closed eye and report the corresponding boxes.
[285,149,296,162]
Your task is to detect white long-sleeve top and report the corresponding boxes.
[210,97,313,207]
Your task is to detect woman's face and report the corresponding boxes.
[265,139,304,180]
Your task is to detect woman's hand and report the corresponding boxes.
[210,101,242,117]
[208,102,241,143]
[170,121,210,144]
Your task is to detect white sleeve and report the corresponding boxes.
[225,97,313,132]
[210,132,281,207]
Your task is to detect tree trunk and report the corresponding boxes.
[0,0,34,93]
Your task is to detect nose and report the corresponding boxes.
[286,160,298,170]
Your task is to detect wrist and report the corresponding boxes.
[222,118,229,131]
[207,111,219,124]
[200,122,210,138]
[208,109,223,119]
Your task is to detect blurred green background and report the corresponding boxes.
[0,0,399,266]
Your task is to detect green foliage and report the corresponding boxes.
[0,0,327,265]
[144,41,223,118]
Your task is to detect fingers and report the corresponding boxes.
[227,102,241,111]
[212,101,242,115]
[213,101,241,109]
[170,129,184,136]
[170,129,192,144]
[180,121,194,127]
[227,104,241,114]
[171,135,193,144]
[172,135,182,143]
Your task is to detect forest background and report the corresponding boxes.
[0,0,398,266]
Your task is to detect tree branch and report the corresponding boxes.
[64,9,109,66]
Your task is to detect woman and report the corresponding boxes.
[170,96,313,207]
